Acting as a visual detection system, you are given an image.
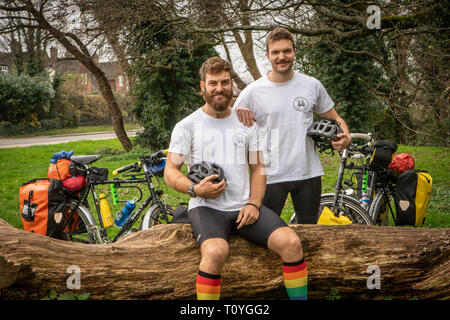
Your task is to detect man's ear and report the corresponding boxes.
[200,80,205,92]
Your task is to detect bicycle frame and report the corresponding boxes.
[327,133,376,215]
[329,133,400,225]
[61,161,168,243]
[331,148,350,212]
[112,162,169,241]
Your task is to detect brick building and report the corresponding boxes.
[46,47,128,94]
[0,47,128,95]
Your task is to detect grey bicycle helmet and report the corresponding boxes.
[307,117,343,152]
[187,161,225,184]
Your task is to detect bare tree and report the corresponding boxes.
[177,0,448,144]
[0,0,133,151]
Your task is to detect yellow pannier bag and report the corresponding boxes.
[317,206,353,225]
[394,170,432,227]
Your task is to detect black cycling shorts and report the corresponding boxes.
[188,205,288,248]
[262,176,322,224]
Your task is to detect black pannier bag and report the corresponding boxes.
[369,140,398,169]
[87,167,109,182]
[394,170,432,227]
[172,203,189,223]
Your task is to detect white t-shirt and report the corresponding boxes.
[168,108,261,211]
[233,71,334,184]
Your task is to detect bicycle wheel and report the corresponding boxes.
[369,192,395,226]
[320,193,374,225]
[61,200,98,244]
[139,204,175,230]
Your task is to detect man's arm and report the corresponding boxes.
[235,106,256,127]
[236,151,265,229]
[248,151,266,207]
[164,152,192,194]
[164,152,226,199]
[233,89,256,127]
[319,107,352,151]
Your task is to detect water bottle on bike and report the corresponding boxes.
[99,193,114,227]
[359,168,371,210]
[114,200,137,227]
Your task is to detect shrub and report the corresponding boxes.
[0,73,54,125]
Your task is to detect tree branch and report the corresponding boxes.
[328,37,391,72]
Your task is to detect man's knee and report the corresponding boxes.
[201,239,229,265]
[268,227,303,259]
[283,231,302,254]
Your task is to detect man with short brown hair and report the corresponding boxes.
[164,56,308,300]
[199,56,232,82]
[235,27,352,224]
[265,27,295,51]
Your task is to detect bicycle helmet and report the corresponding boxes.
[307,117,343,152]
[187,161,225,184]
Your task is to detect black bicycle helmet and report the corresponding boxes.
[187,161,225,184]
[307,117,343,152]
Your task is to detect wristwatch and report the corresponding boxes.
[187,184,197,198]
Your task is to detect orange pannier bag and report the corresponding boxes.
[19,178,66,238]
[48,159,72,181]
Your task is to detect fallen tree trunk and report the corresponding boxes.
[0,218,448,300]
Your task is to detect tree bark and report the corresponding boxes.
[0,218,448,300]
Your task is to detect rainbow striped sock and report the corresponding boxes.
[196,270,221,300]
[283,259,308,300]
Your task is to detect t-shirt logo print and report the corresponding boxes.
[232,132,247,148]
[293,97,309,112]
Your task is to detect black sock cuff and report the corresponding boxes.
[198,270,221,279]
[282,258,305,267]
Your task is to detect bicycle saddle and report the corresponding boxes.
[70,155,101,165]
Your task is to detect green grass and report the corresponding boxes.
[0,139,448,232]
[0,138,189,234]
[0,123,142,138]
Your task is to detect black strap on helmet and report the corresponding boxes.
[307,117,343,153]
[187,161,225,184]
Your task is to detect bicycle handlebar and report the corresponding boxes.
[112,162,140,176]
[141,149,168,164]
[350,133,374,144]
[112,149,168,176]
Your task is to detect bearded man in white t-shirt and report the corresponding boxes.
[164,57,308,300]
[234,27,352,224]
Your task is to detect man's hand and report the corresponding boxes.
[235,106,256,127]
[193,174,226,199]
[236,205,260,230]
[332,132,352,151]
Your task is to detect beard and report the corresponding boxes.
[272,59,294,74]
[203,88,233,112]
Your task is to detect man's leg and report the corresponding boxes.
[291,176,322,224]
[262,182,290,215]
[236,205,308,300]
[268,227,308,300]
[196,238,229,300]
[188,207,234,300]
